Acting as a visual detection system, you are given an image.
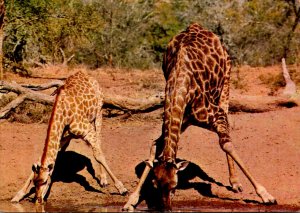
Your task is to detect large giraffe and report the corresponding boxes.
[11,71,127,204]
[123,23,276,211]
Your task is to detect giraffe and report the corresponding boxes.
[11,71,127,204]
[123,23,276,211]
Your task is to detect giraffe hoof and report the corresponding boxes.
[120,187,128,195]
[122,204,135,212]
[101,184,108,188]
[230,177,243,193]
[11,191,25,203]
[11,197,20,203]
[266,199,277,205]
[115,181,128,195]
[100,182,108,188]
[96,174,108,187]
[122,192,139,211]
[232,183,243,193]
[256,185,277,204]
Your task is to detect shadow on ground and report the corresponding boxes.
[23,151,103,202]
[134,158,261,210]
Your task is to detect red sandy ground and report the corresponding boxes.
[0,65,299,212]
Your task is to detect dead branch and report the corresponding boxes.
[281,58,296,96]
[21,80,64,91]
[0,94,26,118]
[59,48,75,66]
[0,80,55,118]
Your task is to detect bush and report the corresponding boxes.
[8,101,52,123]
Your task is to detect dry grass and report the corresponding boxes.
[258,73,285,95]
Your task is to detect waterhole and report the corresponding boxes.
[1,201,299,212]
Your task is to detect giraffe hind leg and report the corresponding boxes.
[213,111,276,204]
[82,123,127,195]
[226,154,243,192]
[219,76,243,192]
[94,109,108,187]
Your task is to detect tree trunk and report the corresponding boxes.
[0,0,5,80]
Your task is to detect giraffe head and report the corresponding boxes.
[146,159,189,211]
[32,163,54,204]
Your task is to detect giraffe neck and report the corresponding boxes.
[161,137,178,162]
[161,70,190,162]
[41,90,65,167]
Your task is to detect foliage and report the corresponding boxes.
[3,0,300,70]
[224,0,297,66]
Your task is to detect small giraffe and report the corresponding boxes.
[11,71,127,204]
[123,23,276,211]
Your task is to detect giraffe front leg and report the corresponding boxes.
[123,136,160,211]
[11,171,35,202]
[226,154,243,193]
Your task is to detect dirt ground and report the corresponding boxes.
[0,65,300,212]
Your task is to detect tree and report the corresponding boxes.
[223,0,300,65]
[2,0,300,70]
[283,0,300,61]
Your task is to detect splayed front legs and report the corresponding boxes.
[11,171,34,202]
[122,138,159,211]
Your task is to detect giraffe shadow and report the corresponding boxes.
[24,151,103,202]
[134,158,259,210]
[51,151,103,192]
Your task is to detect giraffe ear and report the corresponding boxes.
[48,164,54,172]
[145,159,159,169]
[175,161,189,172]
[32,164,40,173]
[145,160,153,168]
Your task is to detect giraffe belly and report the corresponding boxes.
[189,95,218,128]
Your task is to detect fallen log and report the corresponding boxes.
[1,60,299,120]
[103,92,165,113]
[0,80,55,118]
[1,78,299,120]
[229,92,299,113]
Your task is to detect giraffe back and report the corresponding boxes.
[42,71,103,165]
[163,23,231,111]
[61,71,103,123]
